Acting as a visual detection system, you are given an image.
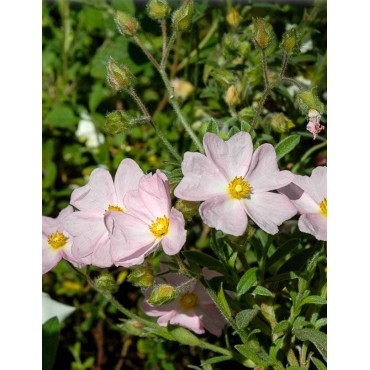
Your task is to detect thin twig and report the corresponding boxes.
[280,52,289,79]
[133,35,161,71]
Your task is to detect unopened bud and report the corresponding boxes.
[211,70,235,87]
[169,326,202,345]
[94,272,118,293]
[107,57,135,90]
[238,107,255,122]
[296,88,325,115]
[252,17,274,49]
[127,266,154,288]
[119,320,144,336]
[175,199,199,222]
[270,113,295,134]
[226,8,241,28]
[306,109,325,140]
[225,85,240,107]
[222,33,240,52]
[147,0,171,20]
[172,0,194,32]
[281,28,300,55]
[114,10,140,37]
[240,41,251,58]
[148,284,176,305]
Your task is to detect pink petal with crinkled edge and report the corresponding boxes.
[203,132,253,180]
[161,208,186,255]
[199,194,248,236]
[244,192,297,235]
[114,159,144,206]
[298,213,327,241]
[70,168,116,213]
[246,144,294,192]
[174,152,227,201]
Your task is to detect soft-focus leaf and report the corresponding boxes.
[275,135,300,160]
[42,317,60,370]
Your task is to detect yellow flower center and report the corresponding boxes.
[228,176,251,199]
[107,205,125,212]
[179,292,198,310]
[149,216,169,238]
[48,232,67,250]
[320,197,327,218]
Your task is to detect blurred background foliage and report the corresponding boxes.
[42,0,326,369]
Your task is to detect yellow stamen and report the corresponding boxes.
[228,176,251,199]
[320,198,327,218]
[48,232,67,251]
[107,205,125,212]
[179,292,198,310]
[149,216,169,238]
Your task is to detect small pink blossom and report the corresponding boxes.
[174,132,297,236]
[42,206,85,274]
[279,166,327,241]
[141,271,226,336]
[109,170,186,267]
[64,159,144,267]
[306,109,325,140]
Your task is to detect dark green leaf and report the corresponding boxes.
[272,320,290,334]
[275,135,300,160]
[266,239,300,268]
[182,251,224,274]
[42,317,60,370]
[251,286,273,297]
[311,357,327,370]
[217,283,232,318]
[299,295,327,308]
[44,105,78,130]
[293,328,327,361]
[235,309,259,329]
[236,267,259,296]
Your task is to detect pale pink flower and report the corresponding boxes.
[174,132,297,236]
[43,206,85,274]
[109,170,186,267]
[306,109,325,140]
[64,159,144,267]
[279,166,327,241]
[141,271,226,336]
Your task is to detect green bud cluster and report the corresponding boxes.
[107,57,135,91]
[104,110,132,135]
[127,266,154,288]
[211,70,235,87]
[252,17,274,49]
[147,0,171,20]
[148,284,176,305]
[296,88,325,115]
[281,28,301,55]
[94,272,118,293]
[172,0,194,32]
[114,11,140,37]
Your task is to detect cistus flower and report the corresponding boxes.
[141,272,226,336]
[108,171,186,267]
[64,159,144,267]
[174,132,297,236]
[306,109,325,140]
[279,166,327,241]
[42,206,85,274]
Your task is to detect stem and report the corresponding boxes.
[280,52,289,79]
[128,87,182,162]
[159,69,204,153]
[161,20,167,64]
[281,77,304,91]
[291,140,327,173]
[261,49,270,88]
[133,35,161,71]
[161,32,177,68]
[249,88,271,133]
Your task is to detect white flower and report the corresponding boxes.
[76,113,105,149]
[42,293,75,324]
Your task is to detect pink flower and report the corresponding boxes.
[306,109,325,140]
[141,272,226,336]
[279,166,327,241]
[43,206,85,274]
[174,132,297,236]
[64,159,144,267]
[109,170,186,267]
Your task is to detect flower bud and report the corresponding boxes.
[107,57,135,91]
[148,284,176,305]
[172,0,194,32]
[239,41,251,58]
[270,113,295,133]
[225,85,240,107]
[226,8,241,28]
[114,10,140,37]
[94,272,118,293]
[127,266,154,288]
[281,28,301,55]
[238,107,255,122]
[211,70,235,87]
[104,110,131,134]
[119,320,144,336]
[147,0,171,20]
[222,33,240,52]
[296,88,325,115]
[169,326,202,345]
[252,17,274,49]
[175,199,199,222]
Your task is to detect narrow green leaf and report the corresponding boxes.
[42,317,60,370]
[217,283,232,318]
[236,267,259,296]
[266,239,300,268]
[293,328,327,361]
[235,344,274,366]
[235,309,259,329]
[265,271,299,284]
[299,295,327,308]
[315,318,327,329]
[311,357,327,370]
[275,135,300,160]
[251,285,273,297]
[182,251,224,274]
[272,320,290,334]
[201,355,232,365]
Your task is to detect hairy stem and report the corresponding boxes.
[161,32,177,68]
[261,49,270,88]
[280,52,289,78]
[281,77,304,91]
[133,35,161,71]
[249,88,271,133]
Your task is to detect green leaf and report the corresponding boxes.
[235,344,274,367]
[275,135,300,160]
[272,320,290,334]
[311,357,327,370]
[42,317,60,370]
[89,84,105,112]
[201,355,232,365]
[251,285,273,297]
[236,267,259,296]
[182,251,224,274]
[315,318,327,329]
[217,283,232,318]
[266,239,300,268]
[298,295,327,308]
[293,328,327,361]
[44,105,78,130]
[235,309,259,329]
[112,0,135,14]
[228,126,240,138]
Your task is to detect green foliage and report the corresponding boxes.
[42,317,60,370]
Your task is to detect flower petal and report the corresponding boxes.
[90,234,113,268]
[298,213,327,241]
[114,159,144,206]
[70,168,116,213]
[170,312,205,334]
[203,132,253,180]
[246,144,294,192]
[161,208,186,255]
[199,305,226,336]
[199,195,248,236]
[245,192,297,234]
[42,248,62,274]
[174,152,227,201]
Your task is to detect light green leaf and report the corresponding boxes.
[235,309,259,329]
[201,355,232,365]
[275,135,300,160]
[311,357,327,370]
[217,283,232,318]
[293,328,327,361]
[236,267,259,296]
[299,295,327,308]
[251,285,273,297]
[272,320,290,334]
